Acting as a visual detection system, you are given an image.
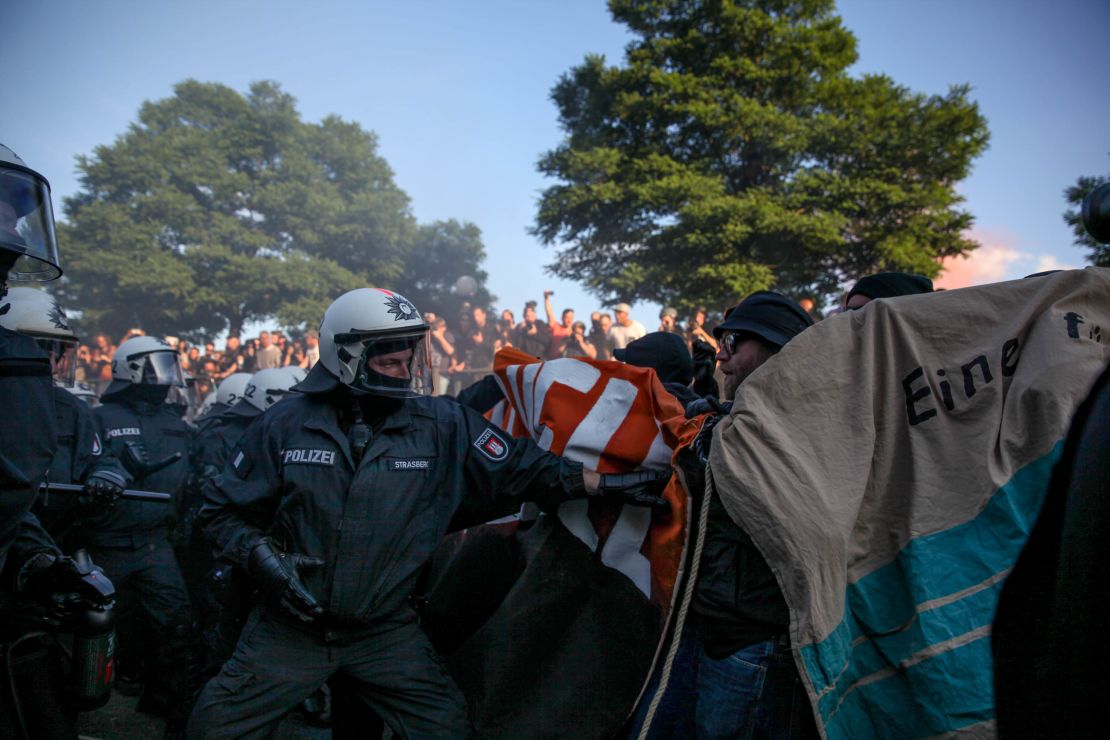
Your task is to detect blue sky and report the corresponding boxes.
[5,0,1108,329]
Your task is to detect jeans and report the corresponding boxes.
[626,626,699,739]
[695,636,817,739]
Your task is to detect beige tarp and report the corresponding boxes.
[710,268,1110,738]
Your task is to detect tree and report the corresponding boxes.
[1063,156,1110,267]
[533,0,990,311]
[57,80,490,339]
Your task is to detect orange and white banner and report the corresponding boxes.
[488,347,701,612]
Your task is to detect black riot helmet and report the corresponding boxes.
[0,144,61,285]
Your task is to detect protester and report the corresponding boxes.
[658,306,683,334]
[610,303,647,350]
[686,305,717,351]
[629,292,816,740]
[589,312,616,361]
[544,290,575,358]
[462,305,498,373]
[614,332,696,405]
[513,300,552,359]
[428,315,457,396]
[302,329,320,368]
[254,330,281,370]
[559,320,597,359]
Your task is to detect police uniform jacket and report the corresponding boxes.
[200,368,586,628]
[87,394,194,547]
[0,326,60,573]
[195,400,259,472]
[35,386,128,536]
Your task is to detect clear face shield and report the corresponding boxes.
[0,166,61,282]
[34,336,78,386]
[334,329,433,398]
[135,350,186,387]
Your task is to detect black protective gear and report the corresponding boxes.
[248,538,325,624]
[200,389,585,626]
[82,467,127,509]
[121,439,182,482]
[17,550,114,622]
[0,326,60,577]
[87,398,193,546]
[593,469,672,508]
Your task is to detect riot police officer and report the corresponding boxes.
[190,367,301,665]
[195,371,251,422]
[0,287,128,541]
[189,287,670,738]
[84,335,200,737]
[0,143,117,739]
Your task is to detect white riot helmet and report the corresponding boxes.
[65,382,100,407]
[216,372,252,406]
[0,286,79,385]
[0,144,61,282]
[318,288,431,397]
[111,335,185,387]
[281,365,307,384]
[241,367,298,413]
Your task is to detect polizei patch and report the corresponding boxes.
[282,448,337,466]
[473,428,509,462]
[107,427,141,438]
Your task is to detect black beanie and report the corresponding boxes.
[847,272,933,302]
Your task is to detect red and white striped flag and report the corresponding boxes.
[488,347,701,613]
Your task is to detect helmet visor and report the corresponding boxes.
[0,168,60,282]
[138,351,186,387]
[338,330,432,398]
[35,336,77,386]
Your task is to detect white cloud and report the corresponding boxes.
[936,230,1024,289]
[936,228,1081,289]
[1032,255,1079,274]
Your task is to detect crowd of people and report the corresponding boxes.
[68,290,751,409]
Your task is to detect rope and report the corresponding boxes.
[637,463,715,740]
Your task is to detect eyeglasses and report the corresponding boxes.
[719,331,743,357]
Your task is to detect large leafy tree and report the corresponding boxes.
[1063,156,1110,267]
[533,0,990,310]
[58,80,489,339]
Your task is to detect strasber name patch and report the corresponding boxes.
[389,459,431,471]
[473,428,509,462]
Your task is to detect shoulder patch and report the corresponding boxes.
[231,447,252,478]
[473,427,510,463]
[91,433,102,457]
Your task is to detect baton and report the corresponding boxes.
[40,481,172,503]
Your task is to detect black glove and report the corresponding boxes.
[18,550,115,622]
[82,467,128,509]
[248,538,324,624]
[593,469,672,508]
[693,412,726,464]
[684,396,730,419]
